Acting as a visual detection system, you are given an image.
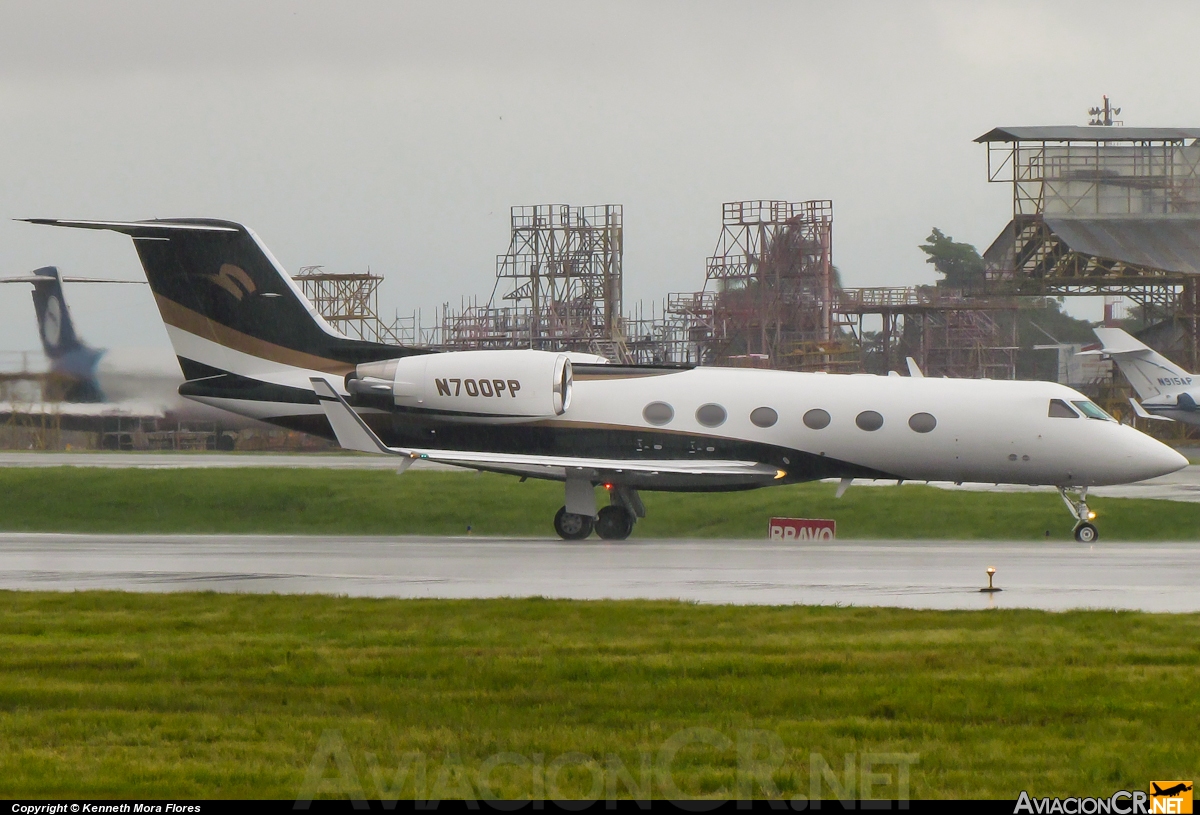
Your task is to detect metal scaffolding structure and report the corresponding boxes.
[293,266,438,346]
[620,201,858,370]
[621,200,1016,376]
[296,198,1022,378]
[701,200,849,369]
[977,125,1200,370]
[440,204,628,360]
[293,266,391,343]
[305,123,1200,385]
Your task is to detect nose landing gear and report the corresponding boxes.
[1058,486,1098,542]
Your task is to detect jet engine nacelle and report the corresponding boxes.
[1176,390,1199,411]
[348,349,572,418]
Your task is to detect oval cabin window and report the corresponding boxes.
[803,409,831,430]
[750,407,778,428]
[695,403,727,427]
[855,410,884,431]
[908,412,937,433]
[643,402,675,426]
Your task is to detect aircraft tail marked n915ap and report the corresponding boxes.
[25,218,1188,542]
[1089,327,1200,427]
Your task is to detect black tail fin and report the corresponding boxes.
[24,219,423,380]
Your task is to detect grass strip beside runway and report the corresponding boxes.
[0,466,1196,539]
[0,592,1197,799]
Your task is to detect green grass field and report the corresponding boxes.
[0,466,1195,539]
[0,592,1197,799]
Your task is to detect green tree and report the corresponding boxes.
[919,228,987,288]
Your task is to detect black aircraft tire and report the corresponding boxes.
[1074,522,1098,543]
[595,505,635,540]
[554,506,594,540]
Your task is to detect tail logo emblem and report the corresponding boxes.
[42,295,63,347]
[206,263,257,300]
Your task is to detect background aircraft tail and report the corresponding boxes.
[1091,327,1195,401]
[29,266,84,360]
[24,219,423,384]
[0,267,152,402]
[29,267,104,401]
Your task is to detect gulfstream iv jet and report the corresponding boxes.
[25,219,1188,542]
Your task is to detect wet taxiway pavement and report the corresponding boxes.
[1,533,1196,611]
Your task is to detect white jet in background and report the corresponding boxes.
[1088,328,1200,426]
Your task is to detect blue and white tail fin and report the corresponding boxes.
[0,267,150,402]
[28,266,84,360]
[1091,328,1195,401]
[31,267,107,401]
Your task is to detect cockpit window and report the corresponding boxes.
[1072,400,1114,421]
[1048,399,1079,418]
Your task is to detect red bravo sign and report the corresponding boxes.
[769,517,836,541]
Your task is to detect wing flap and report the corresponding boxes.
[412,447,781,478]
[310,377,782,482]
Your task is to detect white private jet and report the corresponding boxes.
[25,218,1188,542]
[1088,327,1200,427]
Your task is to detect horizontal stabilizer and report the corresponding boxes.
[0,276,143,284]
[1129,397,1173,421]
[19,218,238,233]
[1092,327,1154,355]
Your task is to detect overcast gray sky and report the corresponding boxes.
[2,0,1199,353]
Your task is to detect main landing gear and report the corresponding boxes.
[553,480,643,541]
[595,505,635,540]
[1058,486,1098,543]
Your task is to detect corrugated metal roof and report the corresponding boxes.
[1045,217,1200,275]
[975,126,1200,143]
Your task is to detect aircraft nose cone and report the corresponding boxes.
[1137,439,1189,481]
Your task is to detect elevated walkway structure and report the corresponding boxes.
[836,287,1024,379]
[977,126,1200,369]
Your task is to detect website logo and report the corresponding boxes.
[1150,782,1193,814]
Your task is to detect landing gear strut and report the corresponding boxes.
[1058,486,1098,543]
